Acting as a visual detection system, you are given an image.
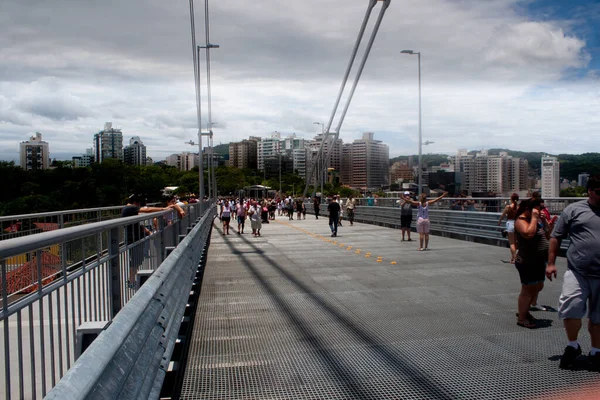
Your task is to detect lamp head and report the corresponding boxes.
[400,50,414,54]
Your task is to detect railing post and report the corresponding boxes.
[108,227,122,318]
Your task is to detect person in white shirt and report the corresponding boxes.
[248,200,262,236]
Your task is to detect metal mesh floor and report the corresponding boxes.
[180,218,599,399]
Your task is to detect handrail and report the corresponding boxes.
[0,206,124,222]
[46,206,216,399]
[0,212,168,260]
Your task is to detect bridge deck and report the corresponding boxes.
[180,217,598,399]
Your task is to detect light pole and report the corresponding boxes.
[188,0,204,201]
[313,122,325,195]
[401,49,422,196]
[197,43,219,199]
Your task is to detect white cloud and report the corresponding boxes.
[0,0,597,161]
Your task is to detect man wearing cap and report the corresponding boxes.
[400,191,414,241]
[547,175,600,370]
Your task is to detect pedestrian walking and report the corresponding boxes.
[248,200,262,237]
[346,195,356,226]
[287,197,294,220]
[547,175,600,370]
[403,192,448,251]
[219,198,232,235]
[327,195,341,237]
[313,196,321,220]
[236,200,247,234]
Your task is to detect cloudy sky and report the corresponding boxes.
[1,0,599,162]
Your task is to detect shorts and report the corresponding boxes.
[400,215,412,229]
[221,216,231,223]
[558,269,600,324]
[514,261,546,285]
[237,216,246,225]
[416,217,430,234]
[506,219,515,233]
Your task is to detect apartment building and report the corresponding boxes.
[20,132,50,170]
[541,155,560,197]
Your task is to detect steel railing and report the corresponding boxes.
[337,197,584,214]
[307,203,572,250]
[0,202,209,400]
[45,205,216,400]
[0,206,125,242]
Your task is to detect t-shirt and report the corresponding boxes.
[121,205,144,243]
[346,198,356,210]
[248,206,260,221]
[552,200,600,278]
[401,202,413,216]
[328,201,341,216]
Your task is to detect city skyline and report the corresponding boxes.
[1,1,599,162]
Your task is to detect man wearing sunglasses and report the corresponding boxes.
[547,175,600,370]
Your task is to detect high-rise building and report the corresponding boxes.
[342,132,389,190]
[448,149,528,195]
[94,122,123,163]
[229,137,259,169]
[541,155,560,197]
[389,161,414,185]
[578,173,590,188]
[72,148,95,168]
[166,152,197,171]
[124,136,147,166]
[20,132,50,170]
[292,148,307,178]
[257,132,282,171]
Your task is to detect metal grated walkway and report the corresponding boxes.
[180,216,599,399]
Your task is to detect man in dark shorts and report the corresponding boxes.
[313,196,321,219]
[547,175,600,370]
[400,191,413,241]
[327,196,341,237]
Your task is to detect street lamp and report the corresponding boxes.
[313,122,325,195]
[197,43,220,199]
[401,49,422,196]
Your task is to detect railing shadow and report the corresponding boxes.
[215,223,452,399]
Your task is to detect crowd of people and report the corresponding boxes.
[493,177,600,371]
[214,181,600,371]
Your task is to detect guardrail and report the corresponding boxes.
[0,206,124,242]
[307,203,570,250]
[46,206,216,400]
[333,197,584,214]
[0,202,209,400]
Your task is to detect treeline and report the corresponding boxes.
[0,160,310,216]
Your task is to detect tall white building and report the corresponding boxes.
[20,132,50,170]
[94,122,123,163]
[448,149,528,195]
[541,155,560,198]
[166,152,197,171]
[257,132,282,170]
[124,136,147,166]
